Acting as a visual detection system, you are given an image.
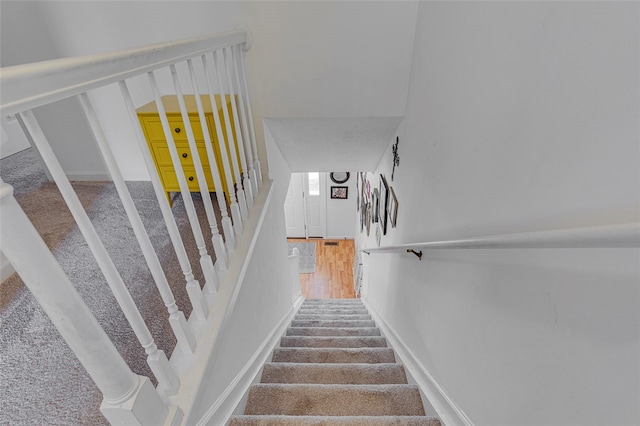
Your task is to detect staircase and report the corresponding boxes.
[229,299,441,425]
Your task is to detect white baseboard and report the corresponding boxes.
[197,295,304,426]
[362,296,474,426]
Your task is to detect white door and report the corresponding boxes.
[284,172,327,238]
[284,173,307,238]
[305,172,326,238]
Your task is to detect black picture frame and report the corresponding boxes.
[330,186,348,199]
[330,172,350,184]
[389,186,398,228]
[380,174,389,235]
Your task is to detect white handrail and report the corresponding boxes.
[361,223,640,256]
[0,30,246,116]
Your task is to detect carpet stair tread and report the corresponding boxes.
[236,300,438,425]
[244,384,426,416]
[294,314,372,321]
[286,327,381,337]
[280,336,387,348]
[272,347,395,364]
[260,363,407,384]
[291,320,376,328]
[228,415,441,425]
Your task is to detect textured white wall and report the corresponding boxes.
[357,2,640,425]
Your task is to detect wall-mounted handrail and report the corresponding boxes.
[0,30,246,116]
[361,223,640,259]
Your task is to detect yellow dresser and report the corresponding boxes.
[136,95,240,205]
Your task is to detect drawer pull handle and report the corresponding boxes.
[182,153,188,158]
[174,128,181,133]
[188,176,194,181]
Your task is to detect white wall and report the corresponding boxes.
[1,116,30,159]
[0,1,108,179]
[326,172,357,239]
[357,2,640,425]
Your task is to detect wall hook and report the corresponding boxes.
[406,249,423,260]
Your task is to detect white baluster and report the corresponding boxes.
[187,59,236,256]
[203,53,243,237]
[0,179,181,426]
[119,81,208,322]
[16,110,180,395]
[78,93,197,354]
[214,49,249,221]
[232,45,258,198]
[223,46,253,210]
[169,64,228,273]
[238,46,262,188]
[147,71,219,295]
[187,59,236,255]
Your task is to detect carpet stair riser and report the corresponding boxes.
[280,336,387,348]
[272,348,395,364]
[229,415,442,425]
[301,300,366,309]
[260,363,408,384]
[286,327,381,337]
[244,384,425,416]
[295,314,372,321]
[291,320,376,328]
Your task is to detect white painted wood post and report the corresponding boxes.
[78,93,196,354]
[169,64,228,273]
[119,81,208,322]
[229,45,256,205]
[0,178,181,426]
[17,110,180,396]
[213,49,249,221]
[237,46,262,188]
[223,46,253,210]
[187,58,236,256]
[147,71,219,295]
[203,53,244,237]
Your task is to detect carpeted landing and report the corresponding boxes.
[229,299,441,426]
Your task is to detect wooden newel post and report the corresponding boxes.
[0,179,181,425]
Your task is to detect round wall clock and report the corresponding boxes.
[330,172,350,184]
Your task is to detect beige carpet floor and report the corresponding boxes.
[1,148,223,425]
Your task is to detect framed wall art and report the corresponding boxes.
[372,188,379,223]
[330,186,348,199]
[389,186,398,228]
[380,174,389,235]
[330,172,350,184]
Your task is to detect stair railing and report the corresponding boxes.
[361,223,640,260]
[0,27,262,424]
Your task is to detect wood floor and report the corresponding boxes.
[288,238,356,299]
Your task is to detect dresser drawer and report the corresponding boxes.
[159,166,217,192]
[142,117,205,142]
[152,143,211,168]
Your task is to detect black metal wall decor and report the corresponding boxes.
[392,136,400,181]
